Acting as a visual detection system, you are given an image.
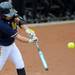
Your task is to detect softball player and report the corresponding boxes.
[0,1,38,75]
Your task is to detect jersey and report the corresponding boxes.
[0,16,25,46]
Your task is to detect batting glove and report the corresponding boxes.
[25,28,36,39]
[28,36,38,43]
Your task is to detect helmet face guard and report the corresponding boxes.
[4,8,17,17]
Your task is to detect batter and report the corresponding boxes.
[0,1,38,75]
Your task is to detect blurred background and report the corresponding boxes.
[2,0,75,23]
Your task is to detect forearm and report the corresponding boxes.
[16,33,38,43]
[15,17,37,42]
[16,34,29,43]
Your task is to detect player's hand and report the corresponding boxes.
[28,36,39,43]
[25,28,36,39]
[25,28,39,43]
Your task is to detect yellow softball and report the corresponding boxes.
[67,42,75,48]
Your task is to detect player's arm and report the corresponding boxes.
[16,33,29,43]
[21,25,39,43]
[14,16,38,43]
[16,33,38,43]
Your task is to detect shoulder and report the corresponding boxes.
[0,20,11,32]
[0,20,8,27]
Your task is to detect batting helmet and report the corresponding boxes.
[0,1,17,17]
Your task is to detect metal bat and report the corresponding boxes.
[24,28,48,70]
[35,42,48,71]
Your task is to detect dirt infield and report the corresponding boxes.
[0,23,75,75]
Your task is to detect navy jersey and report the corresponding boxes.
[0,19,17,46]
[0,14,25,46]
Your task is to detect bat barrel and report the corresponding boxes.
[39,51,48,70]
[35,41,48,71]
